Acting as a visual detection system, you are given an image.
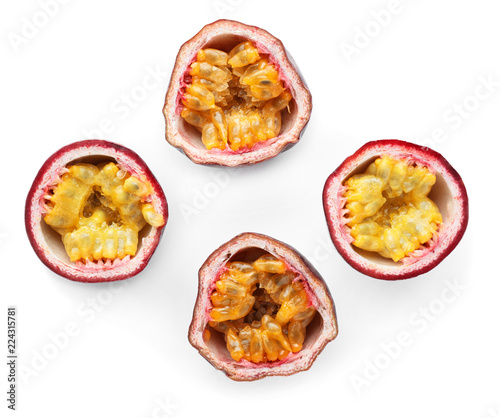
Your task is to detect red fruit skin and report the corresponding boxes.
[188,232,338,381]
[25,140,168,283]
[323,140,469,280]
[164,19,312,167]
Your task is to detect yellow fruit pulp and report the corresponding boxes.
[181,41,292,151]
[343,156,443,262]
[208,254,316,363]
[44,163,164,262]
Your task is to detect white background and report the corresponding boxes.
[1,0,498,417]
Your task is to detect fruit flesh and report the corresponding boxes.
[181,41,292,151]
[43,162,164,262]
[208,254,315,363]
[343,156,443,262]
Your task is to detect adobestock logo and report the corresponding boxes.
[82,64,168,139]
[7,0,72,54]
[349,277,466,396]
[212,0,246,18]
[19,282,126,385]
[488,407,500,418]
[150,397,178,418]
[179,169,240,224]
[340,0,415,63]
[421,74,499,150]
[302,234,337,271]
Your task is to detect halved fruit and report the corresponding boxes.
[164,19,312,166]
[188,232,338,381]
[25,140,168,282]
[323,140,468,280]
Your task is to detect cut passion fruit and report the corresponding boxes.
[181,42,292,151]
[164,19,312,166]
[189,232,338,381]
[323,140,468,280]
[25,140,168,282]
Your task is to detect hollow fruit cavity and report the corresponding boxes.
[343,156,443,262]
[43,162,165,262]
[207,254,315,363]
[181,41,292,151]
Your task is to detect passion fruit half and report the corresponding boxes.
[323,140,468,280]
[25,140,168,282]
[189,232,338,381]
[164,19,312,166]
